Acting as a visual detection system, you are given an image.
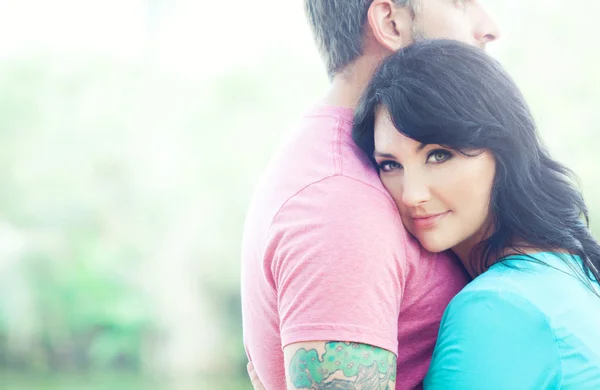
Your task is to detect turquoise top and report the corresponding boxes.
[424,252,600,389]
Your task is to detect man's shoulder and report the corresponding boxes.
[243,104,414,269]
[297,104,354,123]
[275,174,400,228]
[287,104,354,143]
[249,104,392,226]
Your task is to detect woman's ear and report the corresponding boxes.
[367,0,414,52]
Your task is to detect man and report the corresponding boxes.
[241,0,500,388]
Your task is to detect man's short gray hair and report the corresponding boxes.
[304,0,413,79]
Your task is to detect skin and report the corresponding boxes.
[324,0,500,109]
[285,342,397,389]
[412,0,500,47]
[249,1,501,388]
[373,107,496,275]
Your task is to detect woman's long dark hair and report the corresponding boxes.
[353,39,600,287]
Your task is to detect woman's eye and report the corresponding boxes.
[378,161,402,172]
[427,150,452,163]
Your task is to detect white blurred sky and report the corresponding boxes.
[0,0,522,79]
[0,0,320,77]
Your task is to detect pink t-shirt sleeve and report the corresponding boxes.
[269,175,407,355]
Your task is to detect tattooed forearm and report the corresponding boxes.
[288,342,397,389]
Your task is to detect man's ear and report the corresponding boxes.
[367,0,414,52]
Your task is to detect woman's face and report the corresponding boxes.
[373,108,496,260]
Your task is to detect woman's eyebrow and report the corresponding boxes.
[373,151,396,159]
[374,143,429,159]
[416,142,428,152]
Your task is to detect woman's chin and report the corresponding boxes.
[417,236,453,254]
[406,227,455,254]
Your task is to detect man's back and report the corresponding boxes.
[241,105,469,389]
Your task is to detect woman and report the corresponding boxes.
[249,40,600,388]
[352,39,600,388]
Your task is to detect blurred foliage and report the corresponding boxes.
[0,47,323,388]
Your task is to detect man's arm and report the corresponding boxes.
[269,176,407,389]
[284,341,396,390]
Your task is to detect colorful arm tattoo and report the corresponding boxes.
[288,342,397,389]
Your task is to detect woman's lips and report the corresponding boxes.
[411,211,450,229]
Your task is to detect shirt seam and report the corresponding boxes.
[266,174,406,298]
[283,323,391,340]
[269,174,397,229]
[281,324,398,355]
[332,116,343,174]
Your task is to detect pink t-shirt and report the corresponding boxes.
[241,105,468,389]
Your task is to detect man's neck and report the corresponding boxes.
[322,76,364,109]
[321,54,381,110]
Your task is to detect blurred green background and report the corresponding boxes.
[0,0,598,389]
